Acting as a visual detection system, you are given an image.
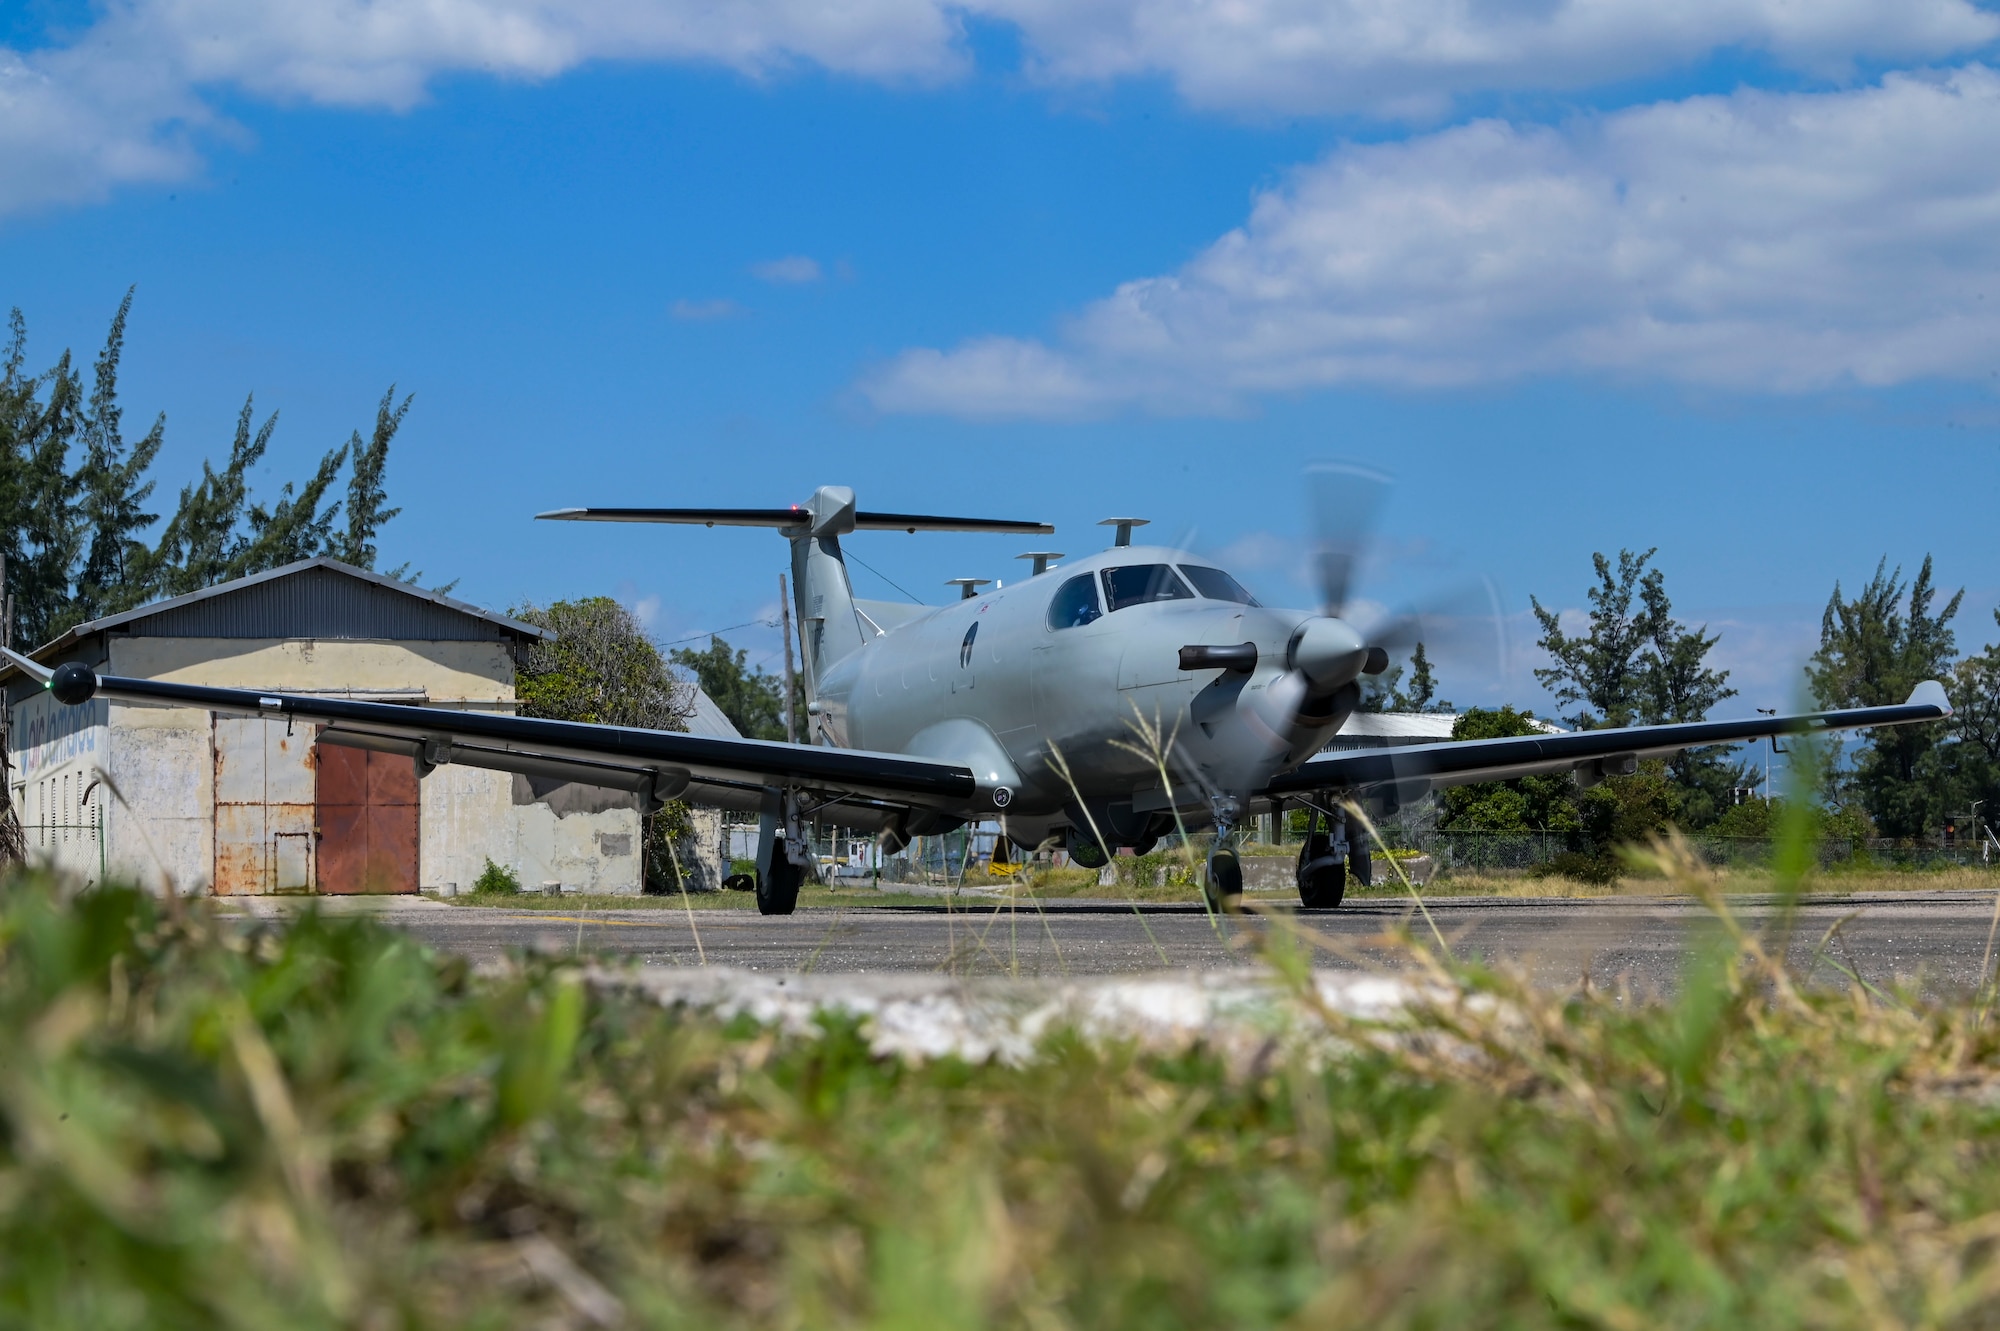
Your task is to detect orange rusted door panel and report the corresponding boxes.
[315,737,419,894]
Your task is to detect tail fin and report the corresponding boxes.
[789,486,871,698]
[537,489,1053,701]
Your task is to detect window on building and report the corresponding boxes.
[1047,573,1103,629]
[1100,564,1195,613]
[1178,565,1261,606]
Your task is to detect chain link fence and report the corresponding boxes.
[1372,827,2000,875]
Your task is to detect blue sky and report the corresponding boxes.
[3,0,1998,714]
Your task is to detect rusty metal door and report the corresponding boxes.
[213,718,318,895]
[315,739,420,894]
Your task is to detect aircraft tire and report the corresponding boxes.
[757,851,802,916]
[1296,836,1347,909]
[1066,831,1110,870]
[722,873,756,892]
[1206,846,1243,912]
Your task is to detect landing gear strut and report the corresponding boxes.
[755,787,809,916]
[1205,801,1244,913]
[1297,803,1359,910]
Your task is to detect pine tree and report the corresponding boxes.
[0,294,420,639]
[1808,556,1962,837]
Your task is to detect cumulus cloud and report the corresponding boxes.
[986,0,1999,118]
[750,254,823,284]
[0,0,968,217]
[864,66,2000,416]
[4,0,1997,218]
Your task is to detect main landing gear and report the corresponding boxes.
[1296,804,1368,910]
[755,787,810,916]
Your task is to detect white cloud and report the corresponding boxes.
[865,67,2000,416]
[0,0,968,217]
[750,254,822,284]
[5,0,1997,219]
[670,296,743,320]
[986,0,1999,118]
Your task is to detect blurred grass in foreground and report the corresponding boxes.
[9,841,2000,1328]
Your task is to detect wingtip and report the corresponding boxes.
[1907,679,1953,716]
[0,643,51,683]
[535,508,586,520]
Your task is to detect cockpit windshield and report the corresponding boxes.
[1177,565,1261,606]
[1046,573,1103,629]
[1100,564,1195,613]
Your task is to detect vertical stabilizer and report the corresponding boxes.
[788,486,871,702]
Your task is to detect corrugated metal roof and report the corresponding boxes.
[1,558,549,681]
[683,687,743,740]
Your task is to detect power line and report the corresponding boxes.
[655,618,779,649]
[844,547,925,604]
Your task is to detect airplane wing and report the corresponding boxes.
[15,657,975,819]
[537,507,1052,534]
[1262,682,1952,800]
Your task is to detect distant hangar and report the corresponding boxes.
[2,557,730,896]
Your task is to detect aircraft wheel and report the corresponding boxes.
[722,873,756,892]
[1297,835,1347,909]
[1066,830,1110,870]
[1205,846,1243,912]
[757,850,802,916]
[1128,835,1158,855]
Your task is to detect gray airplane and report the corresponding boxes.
[4,478,1952,915]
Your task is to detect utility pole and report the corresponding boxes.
[777,573,798,745]
[1756,708,1778,800]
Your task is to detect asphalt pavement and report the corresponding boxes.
[346,889,2000,997]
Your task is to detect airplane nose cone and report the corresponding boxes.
[1287,616,1369,692]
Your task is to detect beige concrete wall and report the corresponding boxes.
[111,637,517,700]
[421,764,518,894]
[108,710,214,893]
[683,806,727,891]
[512,801,643,894]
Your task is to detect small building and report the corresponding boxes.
[3,558,725,896]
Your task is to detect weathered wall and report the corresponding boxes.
[682,806,727,892]
[113,637,518,700]
[421,764,517,894]
[106,705,211,893]
[110,637,520,895]
[509,775,641,894]
[8,689,112,885]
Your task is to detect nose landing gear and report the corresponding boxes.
[1205,799,1245,913]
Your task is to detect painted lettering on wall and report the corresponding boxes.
[10,691,107,778]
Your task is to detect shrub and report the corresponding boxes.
[472,857,521,895]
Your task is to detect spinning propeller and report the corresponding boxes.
[1196,461,1510,822]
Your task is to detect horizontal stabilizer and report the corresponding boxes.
[537,507,1052,534]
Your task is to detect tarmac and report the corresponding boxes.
[227,888,2000,999]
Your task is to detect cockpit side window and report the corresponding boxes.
[1047,573,1103,629]
[1178,565,1261,606]
[1100,564,1195,613]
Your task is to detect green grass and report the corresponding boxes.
[10,842,2000,1327]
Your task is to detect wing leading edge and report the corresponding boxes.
[1264,682,1952,799]
[31,664,975,813]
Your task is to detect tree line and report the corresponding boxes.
[1,292,411,648]
[1439,546,2000,853]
